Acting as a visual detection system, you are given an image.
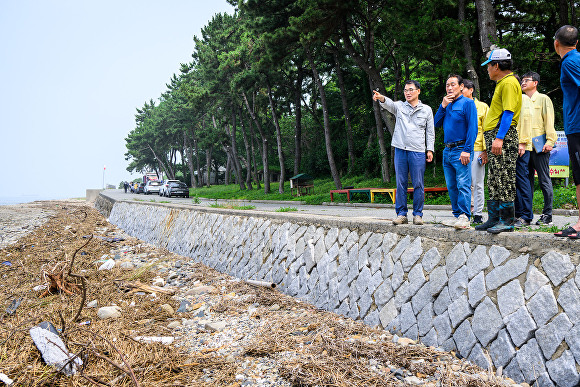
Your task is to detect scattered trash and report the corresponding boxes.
[33,284,48,292]
[0,372,13,386]
[98,259,115,271]
[152,277,165,287]
[80,251,87,255]
[115,280,175,295]
[134,336,174,345]
[78,320,91,326]
[29,325,83,376]
[5,298,22,315]
[38,321,59,335]
[83,235,125,242]
[1,261,11,266]
[245,279,277,289]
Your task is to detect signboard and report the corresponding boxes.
[549,131,569,178]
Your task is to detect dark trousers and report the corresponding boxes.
[528,150,553,216]
[515,151,533,221]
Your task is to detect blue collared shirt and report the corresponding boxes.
[434,95,478,154]
[561,49,580,135]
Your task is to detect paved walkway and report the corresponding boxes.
[103,190,579,230]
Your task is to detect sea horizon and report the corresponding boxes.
[0,194,77,206]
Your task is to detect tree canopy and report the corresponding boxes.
[124,0,574,191]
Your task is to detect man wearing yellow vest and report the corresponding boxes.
[462,80,489,224]
[475,48,522,233]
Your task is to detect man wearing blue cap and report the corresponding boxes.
[475,48,522,233]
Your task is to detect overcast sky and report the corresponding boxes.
[0,0,234,204]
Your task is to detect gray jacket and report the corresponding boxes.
[379,98,435,153]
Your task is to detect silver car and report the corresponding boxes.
[144,180,162,195]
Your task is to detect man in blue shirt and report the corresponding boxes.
[554,25,580,238]
[434,75,478,229]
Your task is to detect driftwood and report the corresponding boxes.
[114,280,176,295]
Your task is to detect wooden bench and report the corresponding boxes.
[331,186,448,203]
[371,187,448,203]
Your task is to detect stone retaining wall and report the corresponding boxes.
[98,195,580,387]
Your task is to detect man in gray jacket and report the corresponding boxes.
[373,80,435,225]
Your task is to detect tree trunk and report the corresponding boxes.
[224,150,232,185]
[332,46,356,175]
[305,44,342,189]
[458,0,480,97]
[475,0,498,53]
[205,145,213,187]
[185,129,198,188]
[247,109,261,189]
[368,76,390,183]
[559,0,569,25]
[266,79,286,194]
[242,91,270,193]
[147,144,173,180]
[229,107,246,189]
[239,106,253,190]
[294,66,303,176]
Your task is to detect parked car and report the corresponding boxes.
[136,183,145,194]
[165,181,189,198]
[159,180,181,196]
[144,180,162,195]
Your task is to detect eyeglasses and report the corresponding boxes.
[403,88,417,93]
[521,78,534,84]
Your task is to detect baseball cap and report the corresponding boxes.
[480,48,512,66]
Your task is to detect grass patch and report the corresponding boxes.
[189,169,452,206]
[186,169,577,210]
[210,203,256,210]
[276,207,298,212]
[133,198,145,202]
[159,200,170,203]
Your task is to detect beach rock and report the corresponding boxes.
[86,300,98,308]
[205,321,227,332]
[97,306,122,320]
[160,304,175,315]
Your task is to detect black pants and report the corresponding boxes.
[529,150,553,216]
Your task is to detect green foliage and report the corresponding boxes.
[533,181,578,211]
[123,0,570,195]
[209,203,257,210]
[276,207,298,212]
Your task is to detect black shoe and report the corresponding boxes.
[473,215,483,224]
[536,214,553,226]
[513,217,531,228]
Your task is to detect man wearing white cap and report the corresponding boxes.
[475,48,522,233]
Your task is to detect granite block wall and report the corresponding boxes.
[102,198,580,387]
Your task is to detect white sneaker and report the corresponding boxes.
[442,217,458,227]
[454,214,471,229]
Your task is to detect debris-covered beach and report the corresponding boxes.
[0,200,523,386]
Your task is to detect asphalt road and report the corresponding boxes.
[103,189,579,230]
